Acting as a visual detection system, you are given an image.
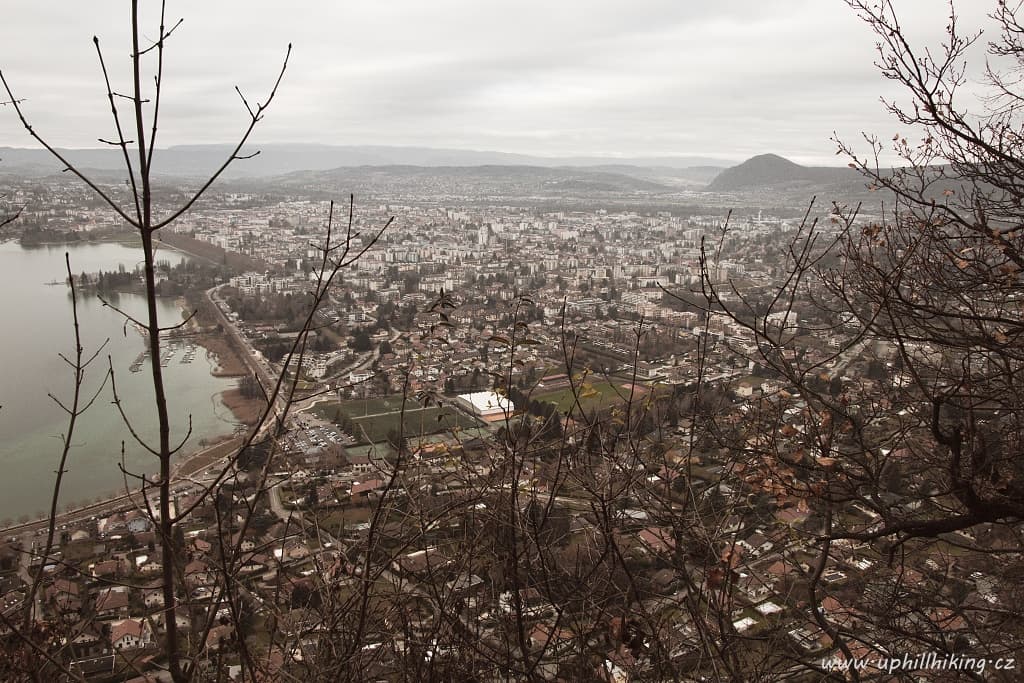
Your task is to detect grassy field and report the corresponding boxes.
[314,396,483,444]
[174,437,244,478]
[325,396,422,417]
[351,406,481,443]
[535,380,647,413]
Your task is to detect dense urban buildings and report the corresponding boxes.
[2,158,1019,681]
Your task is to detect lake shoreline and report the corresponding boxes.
[0,241,240,520]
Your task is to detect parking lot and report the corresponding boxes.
[281,413,355,453]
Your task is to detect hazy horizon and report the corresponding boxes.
[0,143,874,172]
[0,1,998,166]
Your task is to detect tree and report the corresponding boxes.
[14,1,1024,681]
[385,428,404,454]
[0,3,390,681]
[832,0,1024,541]
[238,373,264,400]
[675,2,1024,676]
[0,200,19,231]
[350,329,372,352]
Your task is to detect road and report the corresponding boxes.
[204,287,404,418]
[205,286,284,416]
[266,480,353,577]
[317,327,401,390]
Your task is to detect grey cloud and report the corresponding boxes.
[0,1,1006,163]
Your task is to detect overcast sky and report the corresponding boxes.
[0,1,999,165]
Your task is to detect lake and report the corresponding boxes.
[0,240,237,522]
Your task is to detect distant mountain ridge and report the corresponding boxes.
[706,153,860,192]
[273,164,678,196]
[0,144,732,179]
[1,145,879,200]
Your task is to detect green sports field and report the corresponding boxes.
[313,396,483,444]
[535,381,648,413]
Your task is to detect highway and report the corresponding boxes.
[205,285,285,418]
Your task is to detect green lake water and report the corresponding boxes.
[0,240,237,521]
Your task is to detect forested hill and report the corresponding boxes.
[706,153,861,192]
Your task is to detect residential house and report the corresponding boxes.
[109,618,152,650]
[93,586,131,619]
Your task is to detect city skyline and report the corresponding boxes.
[0,1,996,165]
